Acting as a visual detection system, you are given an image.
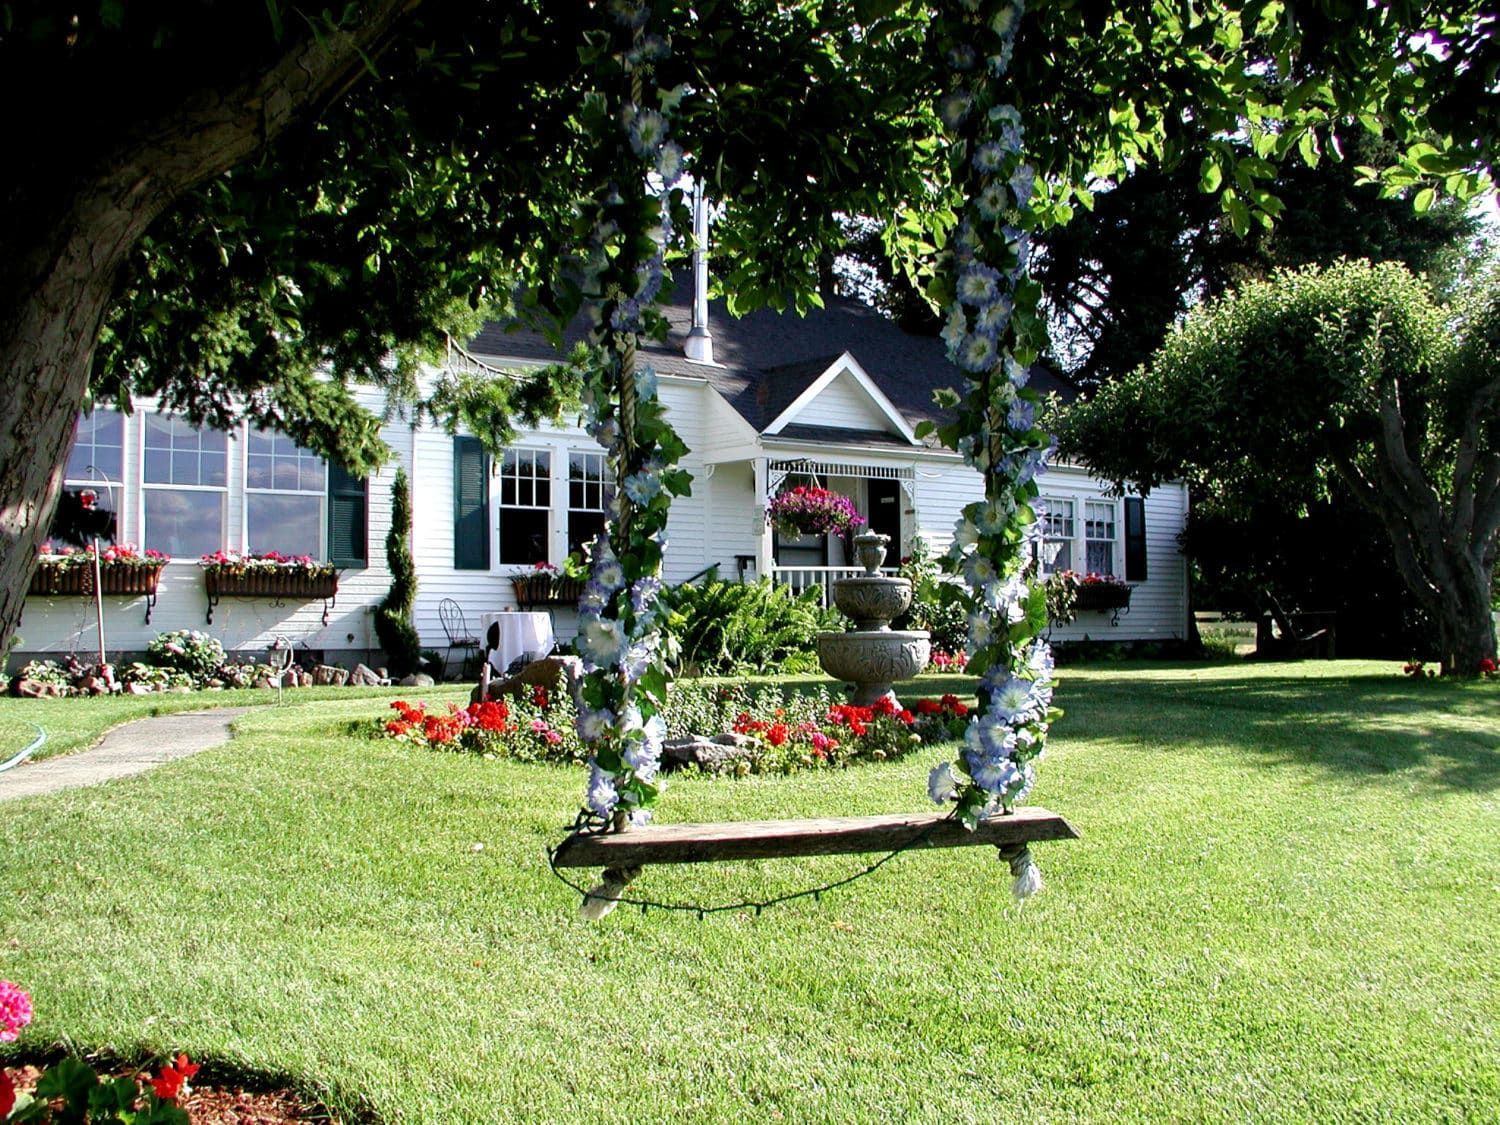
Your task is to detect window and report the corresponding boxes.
[66,410,125,487]
[64,410,126,528]
[453,436,490,570]
[1040,497,1074,573]
[1085,500,1117,575]
[498,448,551,565]
[568,452,608,559]
[142,415,227,559]
[245,427,326,558]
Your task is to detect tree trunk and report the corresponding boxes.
[0,2,419,661]
[1433,561,1498,676]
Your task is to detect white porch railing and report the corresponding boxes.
[771,565,899,607]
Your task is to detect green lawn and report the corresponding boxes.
[1,661,1496,1122]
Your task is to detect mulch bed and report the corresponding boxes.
[4,1063,338,1124]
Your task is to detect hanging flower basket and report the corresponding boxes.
[767,486,866,537]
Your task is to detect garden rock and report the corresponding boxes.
[12,679,62,698]
[472,655,584,706]
[662,733,759,773]
[399,672,436,688]
[349,663,385,686]
[312,664,349,687]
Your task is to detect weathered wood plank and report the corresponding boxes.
[552,806,1079,868]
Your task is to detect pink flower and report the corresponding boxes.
[0,981,33,1042]
[531,719,549,733]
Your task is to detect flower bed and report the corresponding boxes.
[376,682,964,777]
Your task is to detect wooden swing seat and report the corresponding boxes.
[552,805,1078,868]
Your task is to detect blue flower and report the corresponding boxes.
[976,497,1013,535]
[606,0,648,28]
[1004,354,1030,387]
[928,762,959,804]
[657,141,685,186]
[635,363,659,401]
[593,556,626,592]
[1007,396,1036,431]
[629,576,663,615]
[976,182,1010,220]
[577,705,616,743]
[946,44,978,71]
[971,755,1021,797]
[587,764,619,816]
[963,551,997,586]
[623,473,662,506]
[957,332,998,373]
[628,108,667,157]
[620,641,652,682]
[965,611,993,655]
[964,714,1017,765]
[939,91,973,130]
[975,295,1014,337]
[578,615,626,667]
[990,675,1038,723]
[957,264,1001,307]
[1010,163,1036,206]
[1027,640,1055,684]
[973,142,1006,173]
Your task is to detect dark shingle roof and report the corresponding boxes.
[468,284,1077,437]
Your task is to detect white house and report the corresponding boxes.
[12,268,1189,669]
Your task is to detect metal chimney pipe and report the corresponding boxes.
[684,186,714,364]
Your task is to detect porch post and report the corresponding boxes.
[754,456,773,581]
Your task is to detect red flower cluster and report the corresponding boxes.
[914,694,969,718]
[149,1054,200,1101]
[385,698,514,745]
[827,696,916,736]
[1480,657,1497,677]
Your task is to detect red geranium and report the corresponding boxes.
[149,1054,200,1101]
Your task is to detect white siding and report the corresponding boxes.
[913,457,1189,642]
[775,371,891,432]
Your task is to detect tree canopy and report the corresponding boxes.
[1062,257,1499,674]
[1,0,1498,658]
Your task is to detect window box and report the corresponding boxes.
[29,560,166,598]
[1073,582,1132,611]
[201,555,339,624]
[511,574,586,607]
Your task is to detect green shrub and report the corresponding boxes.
[375,468,423,677]
[146,630,225,681]
[662,576,839,675]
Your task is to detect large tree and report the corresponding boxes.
[1063,258,1500,676]
[2,0,1497,661]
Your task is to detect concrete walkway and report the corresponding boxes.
[0,708,249,802]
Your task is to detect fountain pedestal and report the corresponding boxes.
[817,531,930,706]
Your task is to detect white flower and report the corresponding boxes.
[990,676,1036,723]
[635,363,659,401]
[928,762,959,804]
[955,518,981,551]
[593,557,626,592]
[966,612,993,654]
[963,552,997,586]
[576,706,615,743]
[578,615,626,665]
[586,764,619,816]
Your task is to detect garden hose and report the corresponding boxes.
[0,723,46,773]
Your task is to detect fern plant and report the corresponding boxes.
[663,576,839,676]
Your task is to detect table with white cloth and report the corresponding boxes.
[479,611,556,675]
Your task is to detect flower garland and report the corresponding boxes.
[569,0,692,835]
[920,0,1060,898]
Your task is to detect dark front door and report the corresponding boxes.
[866,478,902,566]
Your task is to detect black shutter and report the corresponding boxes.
[454,436,490,570]
[327,462,368,567]
[1124,496,1148,582]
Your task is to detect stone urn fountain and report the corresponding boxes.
[817,531,931,706]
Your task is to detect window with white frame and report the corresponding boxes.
[245,427,327,558]
[64,410,126,518]
[1039,497,1074,573]
[568,451,608,559]
[1085,499,1117,575]
[142,415,228,559]
[498,448,551,564]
